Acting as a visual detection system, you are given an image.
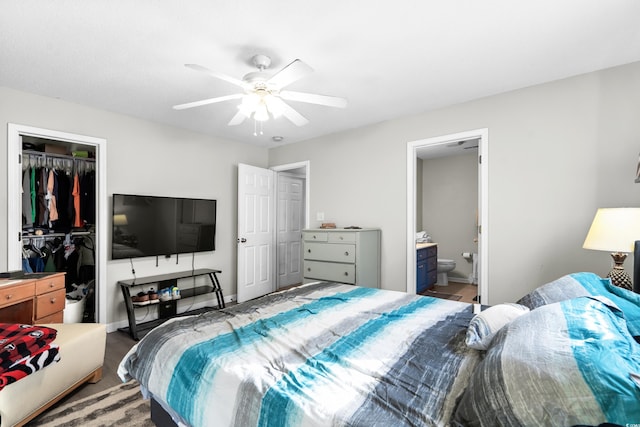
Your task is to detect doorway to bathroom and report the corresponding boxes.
[406,129,489,304]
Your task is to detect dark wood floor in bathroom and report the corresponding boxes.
[420,281,478,304]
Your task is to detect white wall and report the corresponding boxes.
[422,153,478,282]
[269,61,640,304]
[3,60,639,318]
[0,87,268,326]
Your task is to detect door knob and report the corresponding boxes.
[237,238,247,243]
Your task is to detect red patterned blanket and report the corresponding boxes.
[0,324,60,391]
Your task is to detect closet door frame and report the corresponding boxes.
[7,123,107,324]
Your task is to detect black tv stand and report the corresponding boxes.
[118,268,225,340]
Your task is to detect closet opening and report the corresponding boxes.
[21,136,97,322]
[7,123,107,325]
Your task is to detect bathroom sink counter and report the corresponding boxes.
[416,242,437,250]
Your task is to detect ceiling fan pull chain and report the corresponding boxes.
[253,118,257,136]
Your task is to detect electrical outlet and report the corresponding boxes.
[317,212,325,221]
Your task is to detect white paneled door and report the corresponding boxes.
[276,174,304,288]
[237,164,275,303]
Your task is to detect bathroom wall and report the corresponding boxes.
[416,158,423,231]
[422,152,478,282]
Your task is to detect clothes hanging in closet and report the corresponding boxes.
[21,167,33,227]
[21,161,95,233]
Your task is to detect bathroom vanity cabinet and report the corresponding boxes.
[417,243,437,293]
[302,228,381,288]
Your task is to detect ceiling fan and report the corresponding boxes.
[173,54,348,128]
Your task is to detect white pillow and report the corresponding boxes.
[465,303,530,350]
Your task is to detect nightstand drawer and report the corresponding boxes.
[304,260,356,284]
[35,288,65,320]
[304,242,356,263]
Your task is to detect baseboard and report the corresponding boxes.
[447,276,475,285]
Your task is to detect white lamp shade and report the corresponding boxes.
[583,207,640,253]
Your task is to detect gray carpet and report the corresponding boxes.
[28,380,152,427]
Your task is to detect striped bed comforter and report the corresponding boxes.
[118,282,480,427]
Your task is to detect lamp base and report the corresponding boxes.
[607,269,632,290]
[608,252,632,290]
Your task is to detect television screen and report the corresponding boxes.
[112,194,216,260]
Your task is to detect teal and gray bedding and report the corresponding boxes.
[119,282,480,427]
[454,295,640,426]
[119,275,640,426]
[516,272,640,336]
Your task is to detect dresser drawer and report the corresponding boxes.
[303,231,328,242]
[0,283,34,308]
[304,242,356,263]
[35,274,65,294]
[37,311,64,324]
[35,288,65,320]
[304,260,356,284]
[327,232,356,243]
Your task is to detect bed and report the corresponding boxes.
[118,275,640,426]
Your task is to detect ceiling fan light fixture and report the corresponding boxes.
[264,94,283,119]
[254,103,269,122]
[175,55,347,130]
[238,93,260,117]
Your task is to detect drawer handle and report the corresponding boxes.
[308,249,311,253]
[50,297,57,304]
[344,252,349,256]
[5,294,12,300]
[313,235,317,239]
[339,236,343,240]
[49,282,55,288]
[344,272,349,276]
[307,268,311,272]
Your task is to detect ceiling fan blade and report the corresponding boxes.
[268,59,313,89]
[280,91,347,108]
[228,110,247,126]
[184,64,247,88]
[172,93,243,110]
[275,98,309,126]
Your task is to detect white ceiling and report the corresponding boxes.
[2,1,639,148]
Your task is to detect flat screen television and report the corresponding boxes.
[112,194,216,260]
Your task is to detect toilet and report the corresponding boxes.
[437,259,456,285]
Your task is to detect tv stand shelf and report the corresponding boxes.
[118,268,225,340]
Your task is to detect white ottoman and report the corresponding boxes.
[0,322,106,427]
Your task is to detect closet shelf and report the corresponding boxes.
[23,149,95,162]
[22,230,92,240]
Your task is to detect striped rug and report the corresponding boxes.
[29,380,152,427]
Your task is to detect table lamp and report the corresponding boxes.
[583,207,640,290]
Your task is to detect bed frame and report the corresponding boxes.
[150,397,175,427]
